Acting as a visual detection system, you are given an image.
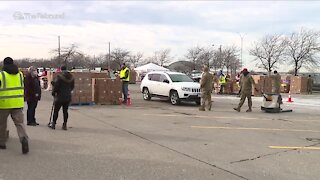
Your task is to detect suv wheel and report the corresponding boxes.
[143,88,151,100]
[170,91,180,105]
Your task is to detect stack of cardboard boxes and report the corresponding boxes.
[92,78,122,105]
[290,76,308,94]
[223,81,234,94]
[251,75,273,96]
[46,72,111,104]
[71,72,93,104]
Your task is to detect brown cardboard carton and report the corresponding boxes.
[290,76,308,94]
[129,70,137,84]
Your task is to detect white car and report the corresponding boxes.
[140,71,201,105]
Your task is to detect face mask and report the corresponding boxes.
[32,71,38,77]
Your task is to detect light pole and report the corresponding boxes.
[58,35,61,67]
[237,33,245,69]
[108,42,111,70]
[210,44,214,68]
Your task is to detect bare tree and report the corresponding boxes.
[286,28,320,76]
[250,35,287,73]
[221,45,240,74]
[211,50,223,72]
[156,49,172,66]
[229,56,241,75]
[128,52,143,67]
[50,44,83,68]
[143,55,158,65]
[185,46,204,70]
[198,48,214,67]
[111,48,130,69]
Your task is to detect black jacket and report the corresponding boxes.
[52,72,74,103]
[24,73,41,102]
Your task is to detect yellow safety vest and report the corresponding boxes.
[0,71,24,109]
[219,75,226,85]
[120,67,130,82]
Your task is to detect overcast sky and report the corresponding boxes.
[0,1,319,71]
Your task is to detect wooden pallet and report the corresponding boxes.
[70,102,95,106]
[95,101,121,105]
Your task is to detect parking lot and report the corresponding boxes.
[1,83,320,180]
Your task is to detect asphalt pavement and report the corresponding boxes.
[1,84,320,180]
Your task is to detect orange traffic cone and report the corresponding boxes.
[287,91,293,103]
[127,90,131,106]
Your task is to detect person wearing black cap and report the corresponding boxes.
[0,57,29,154]
[50,66,74,130]
[233,68,257,112]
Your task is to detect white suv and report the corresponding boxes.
[140,71,201,105]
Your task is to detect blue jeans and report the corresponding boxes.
[27,101,38,124]
[122,81,129,102]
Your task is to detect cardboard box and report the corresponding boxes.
[92,78,122,105]
[290,76,308,94]
[129,70,137,84]
[251,75,273,95]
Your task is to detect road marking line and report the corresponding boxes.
[269,146,320,150]
[144,114,319,122]
[144,114,257,120]
[191,126,320,133]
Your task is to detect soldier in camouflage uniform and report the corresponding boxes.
[199,65,213,111]
[233,68,257,112]
[271,70,281,94]
[307,75,313,94]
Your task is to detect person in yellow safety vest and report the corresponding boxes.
[119,63,130,104]
[218,70,226,94]
[0,57,29,154]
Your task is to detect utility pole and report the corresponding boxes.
[219,45,222,71]
[238,33,245,69]
[58,36,61,67]
[210,44,214,69]
[108,42,111,70]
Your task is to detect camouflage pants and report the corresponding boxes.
[200,91,212,110]
[237,92,252,109]
[307,86,313,94]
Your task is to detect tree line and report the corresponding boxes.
[12,27,320,76]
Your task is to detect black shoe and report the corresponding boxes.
[27,122,37,126]
[62,123,67,131]
[50,123,56,130]
[0,145,6,149]
[21,137,29,154]
[122,100,127,104]
[35,122,40,126]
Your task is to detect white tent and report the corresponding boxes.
[134,63,169,73]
